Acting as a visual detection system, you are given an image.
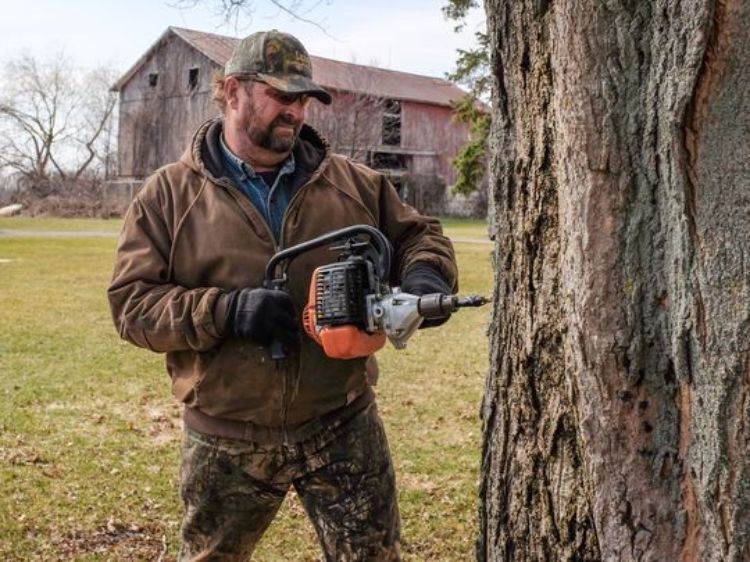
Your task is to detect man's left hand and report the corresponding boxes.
[401,263,453,328]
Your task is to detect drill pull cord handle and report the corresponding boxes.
[263,225,394,360]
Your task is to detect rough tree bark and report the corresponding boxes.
[479,1,750,560]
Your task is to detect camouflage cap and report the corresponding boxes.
[225,30,332,105]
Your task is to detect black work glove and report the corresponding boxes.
[225,288,300,348]
[401,263,453,328]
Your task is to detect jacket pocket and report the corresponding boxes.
[191,340,285,424]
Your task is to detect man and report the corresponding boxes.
[108,30,457,561]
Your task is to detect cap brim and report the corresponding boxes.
[256,73,332,105]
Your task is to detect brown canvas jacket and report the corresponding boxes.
[108,117,457,430]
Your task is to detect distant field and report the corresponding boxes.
[0,217,492,561]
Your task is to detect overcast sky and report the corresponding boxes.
[1,0,486,80]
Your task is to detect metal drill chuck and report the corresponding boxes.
[417,293,488,320]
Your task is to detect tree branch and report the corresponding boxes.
[73,93,116,179]
[170,0,334,37]
[0,52,117,182]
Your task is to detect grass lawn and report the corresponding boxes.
[437,218,491,241]
[0,217,492,561]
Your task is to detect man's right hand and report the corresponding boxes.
[226,288,299,347]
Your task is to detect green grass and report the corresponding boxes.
[0,218,492,561]
[437,217,490,240]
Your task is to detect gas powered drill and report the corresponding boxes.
[263,225,488,360]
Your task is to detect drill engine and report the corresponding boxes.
[303,254,388,359]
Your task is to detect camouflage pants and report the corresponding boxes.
[178,402,401,561]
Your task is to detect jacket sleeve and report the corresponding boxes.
[107,188,228,353]
[376,174,458,290]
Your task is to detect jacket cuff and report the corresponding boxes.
[403,256,458,291]
[403,262,454,292]
[212,290,237,338]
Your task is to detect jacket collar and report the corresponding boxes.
[218,133,296,182]
[181,117,329,188]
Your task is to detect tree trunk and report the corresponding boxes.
[479,1,750,560]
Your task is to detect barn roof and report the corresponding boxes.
[113,26,469,107]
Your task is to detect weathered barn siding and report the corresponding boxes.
[118,33,218,177]
[402,102,469,187]
[309,94,470,188]
[306,89,383,161]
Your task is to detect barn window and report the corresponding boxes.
[148,72,159,87]
[382,99,401,146]
[369,152,407,170]
[188,67,199,90]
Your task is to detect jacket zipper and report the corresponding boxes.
[214,146,331,444]
[212,177,292,438]
[275,151,330,443]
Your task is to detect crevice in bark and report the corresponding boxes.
[677,379,701,562]
[679,471,701,562]
[534,0,551,19]
[684,0,735,246]
[714,350,750,556]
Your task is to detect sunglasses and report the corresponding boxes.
[236,76,312,107]
[264,88,312,108]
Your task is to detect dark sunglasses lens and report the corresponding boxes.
[269,89,309,105]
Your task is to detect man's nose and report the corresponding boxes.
[284,100,306,121]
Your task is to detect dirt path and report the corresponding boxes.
[450,236,492,245]
[0,229,119,238]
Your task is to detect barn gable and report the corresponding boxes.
[115,28,221,178]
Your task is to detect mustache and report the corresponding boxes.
[272,114,300,128]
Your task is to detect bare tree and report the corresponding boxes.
[0,53,117,190]
[0,53,74,182]
[171,0,331,32]
[71,66,118,180]
[480,0,750,560]
[306,63,386,162]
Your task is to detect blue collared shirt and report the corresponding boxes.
[219,135,296,242]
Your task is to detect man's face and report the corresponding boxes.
[232,80,310,155]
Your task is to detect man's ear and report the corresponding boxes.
[224,77,241,110]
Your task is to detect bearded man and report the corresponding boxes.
[108,30,457,561]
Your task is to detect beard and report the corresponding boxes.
[246,114,301,154]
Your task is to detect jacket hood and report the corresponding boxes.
[179,117,330,185]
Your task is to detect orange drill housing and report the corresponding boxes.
[264,225,393,361]
[303,266,386,359]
